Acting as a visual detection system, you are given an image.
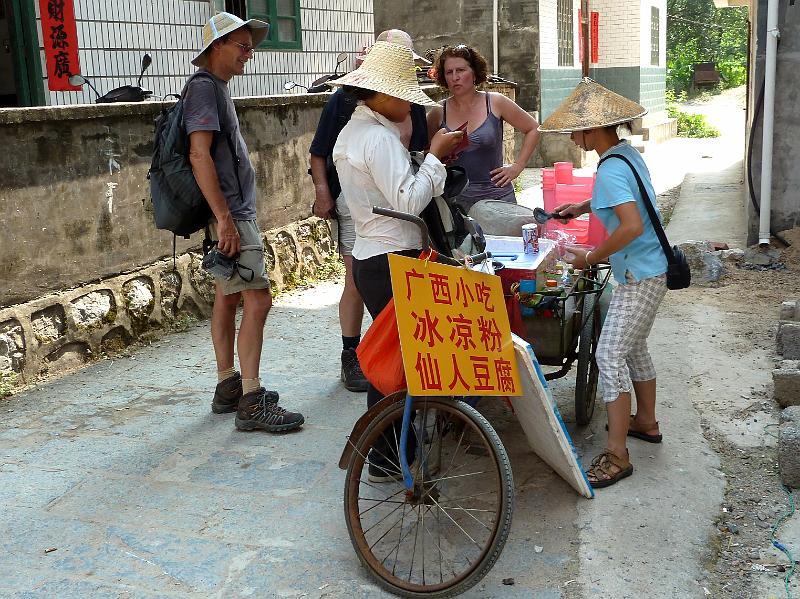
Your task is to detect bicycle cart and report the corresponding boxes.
[512,262,612,425]
[338,208,608,598]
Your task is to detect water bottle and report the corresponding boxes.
[560,267,571,290]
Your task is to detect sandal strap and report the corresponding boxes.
[630,415,659,429]
[588,450,631,481]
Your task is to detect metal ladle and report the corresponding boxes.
[532,207,570,225]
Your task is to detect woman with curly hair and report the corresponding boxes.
[426,44,540,214]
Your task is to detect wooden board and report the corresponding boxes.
[510,334,594,498]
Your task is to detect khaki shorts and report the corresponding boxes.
[334,192,355,257]
[209,219,270,295]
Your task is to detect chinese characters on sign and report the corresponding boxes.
[578,10,600,64]
[389,254,521,397]
[39,0,81,91]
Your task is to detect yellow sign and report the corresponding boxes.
[389,254,521,397]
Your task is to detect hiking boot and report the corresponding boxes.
[341,348,368,392]
[212,372,243,414]
[235,388,304,433]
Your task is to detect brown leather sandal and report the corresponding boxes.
[605,415,663,444]
[586,449,633,489]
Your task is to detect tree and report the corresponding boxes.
[667,0,748,93]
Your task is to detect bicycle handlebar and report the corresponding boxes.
[371,206,431,249]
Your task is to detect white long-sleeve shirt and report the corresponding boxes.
[332,104,446,260]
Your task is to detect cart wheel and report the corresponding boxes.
[575,294,600,425]
[344,396,514,598]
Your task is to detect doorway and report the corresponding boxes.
[1,0,44,107]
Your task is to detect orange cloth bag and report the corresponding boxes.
[356,298,406,396]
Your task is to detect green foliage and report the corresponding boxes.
[667,0,748,94]
[0,371,18,399]
[665,89,720,138]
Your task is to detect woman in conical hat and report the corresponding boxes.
[540,79,669,489]
[330,41,463,482]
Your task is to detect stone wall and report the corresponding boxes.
[0,84,516,385]
[0,94,330,307]
[374,0,540,112]
[0,218,333,383]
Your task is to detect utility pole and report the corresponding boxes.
[581,0,590,77]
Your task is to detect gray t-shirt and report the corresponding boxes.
[183,70,257,220]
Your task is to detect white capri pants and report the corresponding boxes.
[595,273,667,404]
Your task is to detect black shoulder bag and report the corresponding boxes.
[598,153,691,290]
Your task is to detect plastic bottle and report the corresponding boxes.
[560,266,572,290]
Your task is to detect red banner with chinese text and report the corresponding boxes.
[389,254,521,397]
[578,11,600,64]
[39,0,81,91]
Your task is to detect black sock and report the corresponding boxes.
[342,335,361,351]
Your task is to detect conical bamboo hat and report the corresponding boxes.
[538,78,647,133]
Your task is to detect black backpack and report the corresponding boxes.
[148,72,237,240]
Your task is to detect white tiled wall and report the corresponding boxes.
[588,0,641,68]
[539,0,582,70]
[36,0,374,106]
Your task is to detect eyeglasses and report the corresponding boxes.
[227,40,255,55]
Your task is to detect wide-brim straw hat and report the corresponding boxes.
[192,12,269,67]
[538,78,647,133]
[329,41,437,107]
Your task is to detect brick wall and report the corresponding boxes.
[39,0,374,106]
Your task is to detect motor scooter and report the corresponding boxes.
[68,54,153,103]
[284,52,348,93]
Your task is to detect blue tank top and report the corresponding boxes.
[441,92,512,202]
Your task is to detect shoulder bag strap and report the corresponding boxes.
[597,153,676,264]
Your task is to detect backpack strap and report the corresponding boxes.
[597,153,677,264]
[183,72,244,200]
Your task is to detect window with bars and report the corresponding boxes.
[211,0,302,50]
[651,6,660,66]
[557,0,574,67]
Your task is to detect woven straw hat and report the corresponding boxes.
[329,41,437,107]
[538,78,647,133]
[192,12,269,68]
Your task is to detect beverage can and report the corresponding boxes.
[522,223,539,254]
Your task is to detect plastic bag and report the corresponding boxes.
[545,228,578,260]
[356,298,406,396]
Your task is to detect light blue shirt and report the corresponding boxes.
[591,141,668,282]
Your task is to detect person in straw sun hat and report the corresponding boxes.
[330,41,464,483]
[309,30,432,395]
[542,78,669,489]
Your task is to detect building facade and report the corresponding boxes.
[539,0,667,121]
[375,0,666,123]
[0,0,374,107]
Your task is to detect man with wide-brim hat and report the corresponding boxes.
[542,78,670,490]
[309,31,432,395]
[183,12,305,434]
[191,12,269,69]
[329,41,464,482]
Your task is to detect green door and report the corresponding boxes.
[3,0,45,106]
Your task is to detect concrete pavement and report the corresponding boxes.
[0,280,586,598]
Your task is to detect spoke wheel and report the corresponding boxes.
[575,294,600,425]
[344,397,513,598]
